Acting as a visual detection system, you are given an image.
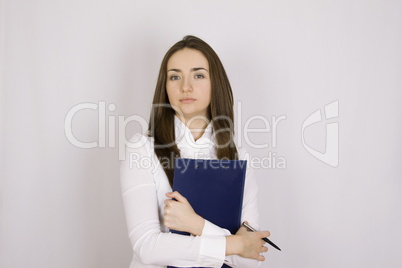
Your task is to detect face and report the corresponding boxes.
[166,48,211,122]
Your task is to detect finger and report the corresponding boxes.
[242,221,256,232]
[259,231,270,238]
[164,199,175,207]
[258,254,266,262]
[239,221,249,231]
[163,216,170,227]
[261,246,268,253]
[166,191,188,203]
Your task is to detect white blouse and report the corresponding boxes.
[120,115,261,268]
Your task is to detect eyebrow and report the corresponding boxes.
[167,67,208,73]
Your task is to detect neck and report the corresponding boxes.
[176,114,210,141]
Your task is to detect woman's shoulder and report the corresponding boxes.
[124,132,155,157]
[127,132,153,144]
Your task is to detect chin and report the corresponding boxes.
[179,107,197,115]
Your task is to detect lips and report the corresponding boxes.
[180,98,196,103]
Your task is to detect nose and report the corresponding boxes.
[181,77,193,93]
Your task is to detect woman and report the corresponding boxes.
[120,35,270,268]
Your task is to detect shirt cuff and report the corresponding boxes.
[197,235,226,267]
[201,220,231,236]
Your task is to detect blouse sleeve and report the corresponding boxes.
[120,134,226,267]
[200,149,262,268]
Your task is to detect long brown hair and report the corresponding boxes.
[147,35,238,188]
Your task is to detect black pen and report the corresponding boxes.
[242,222,281,251]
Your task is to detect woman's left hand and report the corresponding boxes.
[164,191,205,236]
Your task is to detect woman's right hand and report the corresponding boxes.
[226,222,270,261]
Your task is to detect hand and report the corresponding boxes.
[226,221,270,261]
[164,191,205,236]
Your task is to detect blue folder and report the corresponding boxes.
[168,158,247,268]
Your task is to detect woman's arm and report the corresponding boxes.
[226,224,269,261]
[120,134,225,267]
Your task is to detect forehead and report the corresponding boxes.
[167,48,209,70]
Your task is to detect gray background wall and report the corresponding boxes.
[1,0,401,267]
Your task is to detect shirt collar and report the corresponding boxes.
[174,115,214,148]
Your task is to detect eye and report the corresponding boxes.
[195,74,204,79]
[169,75,180,81]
